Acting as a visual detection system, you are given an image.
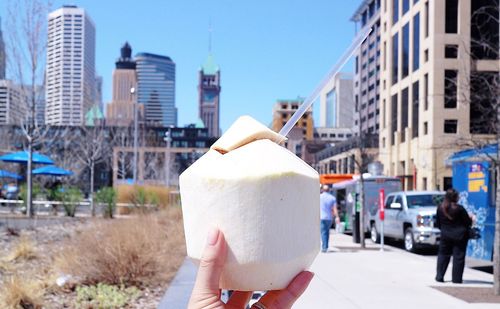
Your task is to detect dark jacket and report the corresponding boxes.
[436,204,472,241]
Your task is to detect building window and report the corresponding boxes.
[392,32,399,84]
[445,0,458,33]
[393,0,399,24]
[402,23,410,78]
[401,87,409,142]
[391,94,398,145]
[423,177,428,190]
[383,41,387,70]
[425,1,429,37]
[355,56,359,73]
[444,119,458,133]
[471,0,499,60]
[412,81,419,138]
[402,0,410,15]
[445,45,458,58]
[470,71,497,134]
[382,137,386,147]
[382,99,386,128]
[444,70,458,108]
[413,13,420,71]
[424,73,429,110]
[443,177,453,190]
[423,121,428,134]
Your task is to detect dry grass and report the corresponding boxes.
[0,276,44,309]
[0,260,13,273]
[56,207,185,287]
[6,237,37,262]
[116,184,171,208]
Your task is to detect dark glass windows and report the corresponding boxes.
[425,1,429,37]
[402,23,410,78]
[393,0,399,24]
[392,33,399,84]
[444,119,458,133]
[444,70,458,108]
[413,13,420,71]
[470,71,498,134]
[391,94,398,145]
[411,81,419,139]
[424,73,429,110]
[445,0,458,33]
[401,87,409,142]
[445,45,458,58]
[402,0,410,15]
[471,0,499,60]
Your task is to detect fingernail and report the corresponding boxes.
[207,227,219,246]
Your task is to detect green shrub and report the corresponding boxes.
[76,283,140,309]
[95,187,117,219]
[129,186,158,213]
[61,187,83,217]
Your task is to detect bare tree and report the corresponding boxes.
[74,124,111,216]
[111,125,134,180]
[5,0,51,217]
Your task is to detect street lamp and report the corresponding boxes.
[164,126,172,187]
[130,87,138,184]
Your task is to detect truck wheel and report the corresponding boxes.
[370,223,380,243]
[404,228,416,252]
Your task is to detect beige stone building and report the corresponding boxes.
[106,42,142,126]
[379,0,499,190]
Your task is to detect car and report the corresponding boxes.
[370,191,444,252]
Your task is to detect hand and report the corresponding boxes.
[335,217,341,224]
[188,228,314,309]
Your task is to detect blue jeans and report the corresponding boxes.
[320,219,332,251]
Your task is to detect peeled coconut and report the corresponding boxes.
[179,115,319,291]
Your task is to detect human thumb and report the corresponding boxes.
[192,228,227,294]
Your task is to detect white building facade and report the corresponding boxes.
[45,5,96,125]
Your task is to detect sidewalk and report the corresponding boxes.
[160,231,496,309]
[294,232,496,309]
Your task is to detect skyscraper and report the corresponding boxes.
[45,5,96,125]
[135,53,176,127]
[106,42,140,126]
[351,0,382,135]
[198,54,221,137]
[0,16,6,80]
[0,80,25,125]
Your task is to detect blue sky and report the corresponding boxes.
[0,0,360,131]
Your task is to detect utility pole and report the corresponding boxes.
[164,127,172,188]
[131,87,138,184]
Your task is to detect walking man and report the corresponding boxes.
[320,184,340,253]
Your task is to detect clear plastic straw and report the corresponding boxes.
[278,27,372,138]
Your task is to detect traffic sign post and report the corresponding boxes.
[379,189,385,251]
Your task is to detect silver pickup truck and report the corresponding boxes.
[370,191,444,252]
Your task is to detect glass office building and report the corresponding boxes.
[135,53,177,126]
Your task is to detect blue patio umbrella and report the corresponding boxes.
[0,151,54,165]
[32,165,73,176]
[0,169,22,180]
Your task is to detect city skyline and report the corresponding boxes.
[0,0,360,131]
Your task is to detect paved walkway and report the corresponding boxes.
[295,232,495,309]
[160,231,496,309]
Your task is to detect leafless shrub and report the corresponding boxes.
[56,208,185,287]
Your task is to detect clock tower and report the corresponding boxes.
[198,53,221,137]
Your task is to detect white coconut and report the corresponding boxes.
[179,116,319,291]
